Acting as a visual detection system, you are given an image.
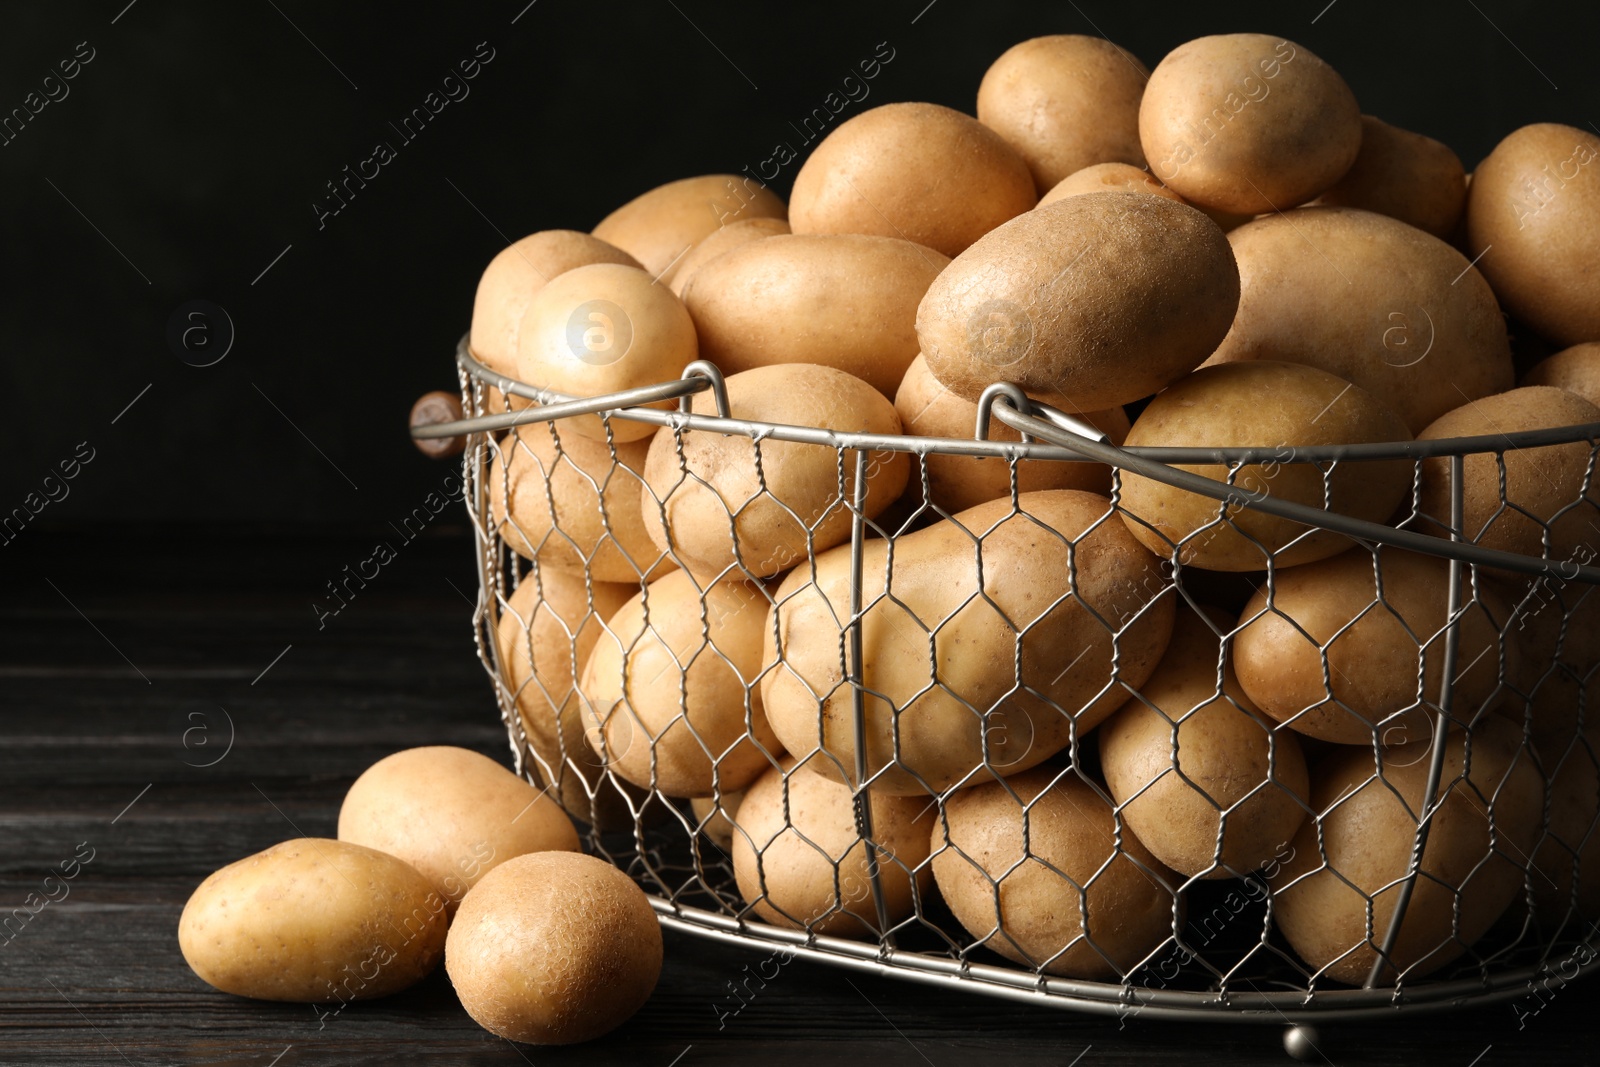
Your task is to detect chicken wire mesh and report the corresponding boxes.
[418,337,1600,1022]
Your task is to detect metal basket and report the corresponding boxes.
[415,335,1600,1030]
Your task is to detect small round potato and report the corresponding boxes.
[580,570,779,798]
[918,192,1239,412]
[446,852,661,1044]
[515,263,697,443]
[592,173,787,284]
[1272,716,1543,984]
[932,768,1179,978]
[1099,606,1310,879]
[789,102,1036,257]
[1117,361,1412,571]
[1140,34,1361,214]
[1523,343,1600,407]
[733,759,934,938]
[1038,162,1186,207]
[1317,115,1467,238]
[668,216,790,298]
[179,839,447,1002]
[976,35,1150,193]
[1466,123,1600,347]
[338,746,579,913]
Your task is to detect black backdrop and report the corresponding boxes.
[3,0,1597,530]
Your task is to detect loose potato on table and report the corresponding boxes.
[681,233,949,398]
[592,173,787,285]
[763,490,1175,795]
[1117,361,1412,571]
[1523,343,1600,407]
[1317,115,1468,238]
[641,364,908,581]
[932,768,1179,978]
[668,216,790,298]
[179,839,447,1002]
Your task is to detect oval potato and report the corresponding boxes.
[1523,343,1600,408]
[593,173,787,284]
[668,216,790,298]
[1317,115,1467,239]
[1039,162,1185,207]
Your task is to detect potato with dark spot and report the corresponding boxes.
[1317,115,1467,238]
[592,174,786,285]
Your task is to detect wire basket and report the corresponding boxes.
[415,335,1600,1028]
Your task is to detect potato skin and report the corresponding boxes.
[668,217,790,298]
[977,35,1150,194]
[1272,717,1542,984]
[918,192,1239,412]
[1039,162,1185,207]
[1317,115,1467,238]
[682,233,949,398]
[1204,206,1514,433]
[1117,361,1412,571]
[1140,34,1360,214]
[762,490,1175,795]
[178,839,447,1002]
[931,768,1179,978]
[1523,343,1600,408]
[1466,123,1600,347]
[446,852,661,1044]
[592,173,786,284]
[789,102,1036,258]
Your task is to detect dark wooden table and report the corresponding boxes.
[3,526,1594,1066]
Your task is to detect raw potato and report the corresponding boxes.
[641,364,909,580]
[932,768,1178,978]
[580,570,780,798]
[1530,727,1600,922]
[1203,206,1514,433]
[1233,548,1512,745]
[1416,387,1600,562]
[1117,361,1412,571]
[894,353,1129,511]
[1466,123,1600,347]
[668,217,790,298]
[1505,572,1600,759]
[446,852,661,1044]
[179,839,447,1002]
[1039,162,1185,207]
[1140,34,1361,214]
[976,35,1150,193]
[733,759,935,937]
[763,490,1176,795]
[515,263,697,443]
[497,569,652,829]
[1317,115,1467,238]
[1099,606,1309,879]
[1523,343,1600,407]
[1272,717,1543,984]
[789,102,1036,258]
[690,790,744,851]
[680,233,950,397]
[488,425,674,582]
[338,746,579,913]
[592,173,787,284]
[918,192,1239,411]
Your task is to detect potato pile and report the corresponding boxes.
[469,28,1600,1001]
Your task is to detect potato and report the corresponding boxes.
[1524,343,1600,407]
[489,425,673,582]
[1140,34,1360,214]
[733,759,934,937]
[789,102,1036,257]
[1039,162,1185,208]
[179,839,446,1002]
[446,852,661,1044]
[1466,123,1600,347]
[763,490,1175,795]
[1416,386,1600,562]
[894,353,1128,511]
[668,216,790,298]
[1505,572,1600,759]
[680,234,949,398]
[497,568,652,829]
[1203,206,1514,433]
[976,35,1150,194]
[580,570,779,797]
[931,768,1178,978]
[338,746,579,913]
[690,789,744,851]
[592,173,787,284]
[1530,727,1600,923]
[1099,606,1309,879]
[1233,548,1513,745]
[1272,716,1543,984]
[515,262,697,443]
[1316,115,1467,238]
[918,192,1238,412]
[641,364,909,580]
[1117,361,1412,571]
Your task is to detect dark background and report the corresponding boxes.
[2,0,1597,531]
